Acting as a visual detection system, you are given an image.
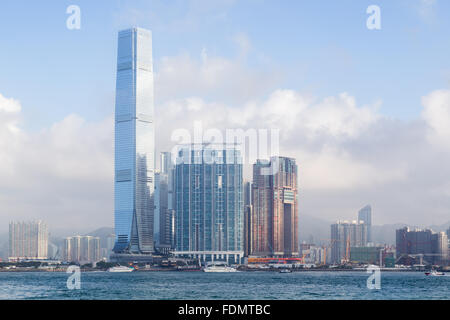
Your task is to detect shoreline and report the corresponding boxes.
[0,268,438,273]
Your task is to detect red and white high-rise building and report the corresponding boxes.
[251,157,299,257]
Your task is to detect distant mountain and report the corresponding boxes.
[84,227,113,237]
[428,221,450,233]
[371,223,407,245]
[84,227,114,248]
[298,214,331,245]
[46,227,115,259]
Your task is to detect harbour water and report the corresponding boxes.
[0,271,448,300]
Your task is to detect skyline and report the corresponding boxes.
[1,1,450,233]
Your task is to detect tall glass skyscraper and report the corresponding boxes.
[174,144,244,263]
[358,205,372,243]
[113,28,155,254]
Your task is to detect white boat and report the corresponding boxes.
[425,270,445,276]
[203,262,238,273]
[107,266,134,273]
[279,268,292,273]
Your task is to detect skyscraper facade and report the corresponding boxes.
[272,157,298,257]
[243,182,252,257]
[64,236,80,263]
[64,236,101,264]
[330,221,367,264]
[432,232,448,266]
[396,227,448,265]
[158,152,175,249]
[153,172,163,246]
[251,157,299,257]
[104,234,116,261]
[358,205,372,243]
[9,221,48,262]
[251,160,272,256]
[396,227,433,259]
[174,144,244,263]
[113,27,155,254]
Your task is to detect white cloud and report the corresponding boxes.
[302,93,380,139]
[422,89,450,147]
[233,32,252,59]
[0,94,21,113]
[416,0,438,23]
[115,0,237,33]
[0,96,113,233]
[155,51,280,104]
[156,89,402,191]
[153,70,450,225]
[0,94,24,179]
[294,147,407,190]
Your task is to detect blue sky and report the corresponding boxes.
[1,0,449,130]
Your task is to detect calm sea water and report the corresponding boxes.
[0,271,448,300]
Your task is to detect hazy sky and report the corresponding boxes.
[0,0,449,233]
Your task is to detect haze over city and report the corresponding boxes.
[1,0,450,235]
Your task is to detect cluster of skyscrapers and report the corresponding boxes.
[111,27,299,263]
[7,222,106,264]
[5,28,449,269]
[328,205,450,267]
[110,27,447,268]
[330,206,372,264]
[63,236,101,264]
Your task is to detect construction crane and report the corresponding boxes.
[345,235,351,262]
[320,238,353,265]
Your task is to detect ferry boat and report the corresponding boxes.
[279,268,292,273]
[203,262,238,273]
[425,270,445,276]
[107,266,134,273]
